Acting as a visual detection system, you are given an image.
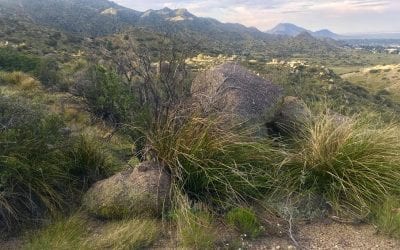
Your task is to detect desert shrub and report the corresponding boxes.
[369,69,380,74]
[35,57,63,89]
[0,95,118,232]
[0,48,41,72]
[226,207,263,238]
[74,66,137,124]
[145,113,281,208]
[0,71,40,90]
[373,198,400,239]
[283,113,400,218]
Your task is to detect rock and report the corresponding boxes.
[191,63,284,124]
[274,96,312,134]
[83,161,171,219]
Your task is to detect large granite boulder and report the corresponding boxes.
[191,63,284,124]
[83,161,171,219]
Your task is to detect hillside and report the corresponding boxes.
[1,0,400,249]
[0,0,344,57]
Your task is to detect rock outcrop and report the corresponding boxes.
[191,63,284,125]
[83,161,171,219]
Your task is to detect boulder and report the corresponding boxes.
[191,63,284,124]
[83,161,171,219]
[274,96,312,134]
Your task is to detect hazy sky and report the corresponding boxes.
[113,0,400,34]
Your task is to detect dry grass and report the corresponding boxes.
[0,71,40,90]
[284,113,400,218]
[88,219,160,250]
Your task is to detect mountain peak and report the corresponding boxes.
[267,23,341,39]
[267,23,309,36]
[141,7,195,22]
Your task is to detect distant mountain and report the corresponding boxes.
[267,23,342,39]
[313,29,342,39]
[0,0,345,56]
[267,23,309,36]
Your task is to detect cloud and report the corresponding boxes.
[113,0,400,33]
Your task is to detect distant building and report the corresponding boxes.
[385,48,399,54]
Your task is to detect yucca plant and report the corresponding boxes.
[284,113,400,218]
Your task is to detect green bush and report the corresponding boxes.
[74,66,137,124]
[226,207,263,238]
[0,48,41,72]
[35,57,63,89]
[283,113,400,218]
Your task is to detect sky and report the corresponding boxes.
[112,0,400,34]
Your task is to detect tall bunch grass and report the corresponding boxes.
[145,113,282,208]
[0,95,118,232]
[283,113,400,218]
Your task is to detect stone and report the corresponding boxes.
[191,63,284,125]
[83,161,171,219]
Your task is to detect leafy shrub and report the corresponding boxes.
[284,113,400,218]
[0,48,40,72]
[74,66,137,124]
[35,57,63,89]
[226,207,263,238]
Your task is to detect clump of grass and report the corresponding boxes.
[0,71,40,90]
[67,134,119,189]
[284,113,400,218]
[175,193,217,249]
[0,95,119,232]
[25,216,159,250]
[24,215,89,250]
[145,113,281,208]
[89,219,160,250]
[226,207,263,238]
[373,198,400,239]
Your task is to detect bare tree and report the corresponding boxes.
[98,31,196,127]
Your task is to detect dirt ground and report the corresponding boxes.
[243,221,400,250]
[2,220,399,249]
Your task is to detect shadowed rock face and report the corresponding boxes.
[83,161,171,219]
[192,63,283,124]
[274,96,312,134]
